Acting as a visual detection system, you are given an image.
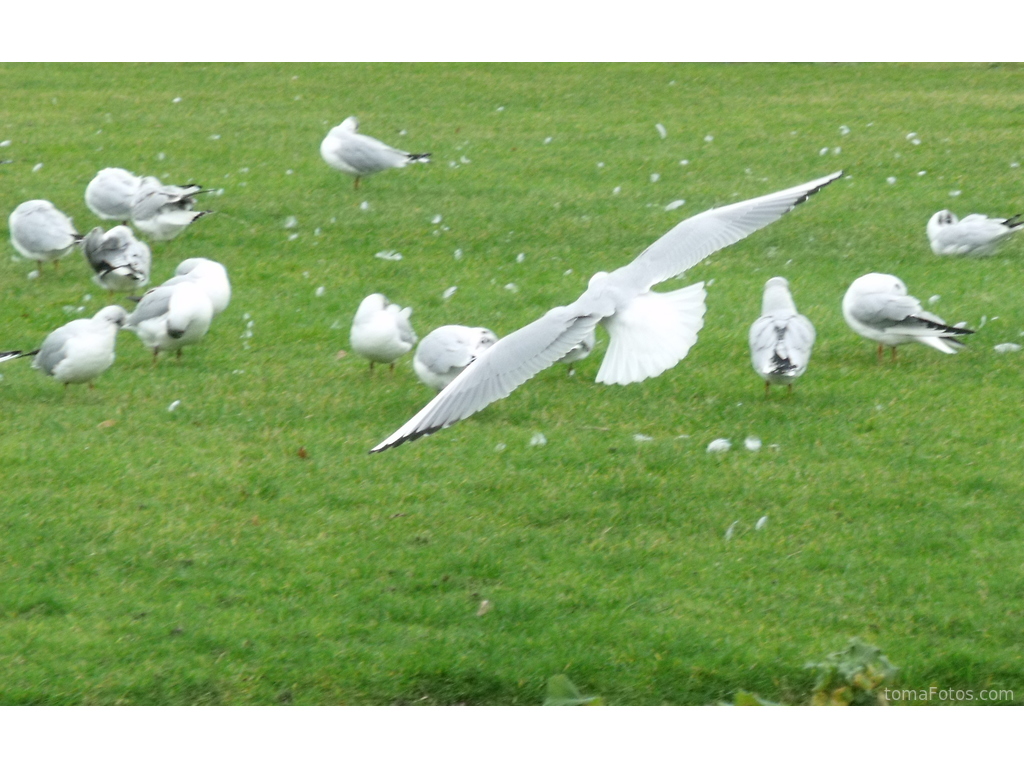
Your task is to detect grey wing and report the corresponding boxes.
[34,323,84,375]
[372,302,604,452]
[612,171,842,294]
[341,134,408,174]
[418,333,476,375]
[396,313,417,346]
[783,313,816,369]
[849,292,920,329]
[748,314,782,370]
[125,285,174,326]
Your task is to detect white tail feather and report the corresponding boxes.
[596,282,706,385]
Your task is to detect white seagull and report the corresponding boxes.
[371,170,843,452]
[29,306,128,387]
[85,167,143,221]
[161,257,231,316]
[130,176,211,240]
[927,209,1024,256]
[749,276,815,394]
[81,225,152,293]
[123,280,215,360]
[414,325,499,391]
[350,294,417,370]
[842,272,974,360]
[320,116,431,190]
[8,200,81,267]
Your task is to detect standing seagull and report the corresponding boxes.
[749,277,815,394]
[29,305,128,387]
[350,294,417,370]
[81,225,152,293]
[927,210,1024,256]
[320,117,431,190]
[8,200,81,268]
[371,170,843,452]
[130,176,211,240]
[161,257,231,316]
[85,167,143,221]
[842,272,974,360]
[414,325,499,391]
[123,280,215,360]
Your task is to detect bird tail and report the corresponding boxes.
[408,153,431,163]
[0,349,39,363]
[596,282,706,385]
[767,352,798,377]
[1004,213,1024,229]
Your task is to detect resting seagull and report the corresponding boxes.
[749,277,815,394]
[350,294,417,370]
[29,306,128,387]
[130,176,211,240]
[123,280,215,360]
[371,170,843,452]
[8,199,82,268]
[320,117,431,190]
[927,209,1024,257]
[81,225,152,293]
[842,272,974,360]
[414,325,499,391]
[85,167,143,222]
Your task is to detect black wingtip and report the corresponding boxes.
[792,170,843,207]
[369,423,445,454]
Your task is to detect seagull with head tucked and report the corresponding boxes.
[371,170,843,452]
[161,257,231,316]
[85,167,143,222]
[350,294,417,370]
[749,277,815,395]
[320,116,431,190]
[927,209,1023,256]
[414,325,499,391]
[8,199,81,268]
[842,272,974,360]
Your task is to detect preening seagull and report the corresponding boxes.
[749,276,815,394]
[8,199,81,266]
[371,170,843,452]
[123,280,215,360]
[81,225,152,293]
[161,257,231,316]
[85,167,143,221]
[927,209,1024,257]
[842,272,974,360]
[414,325,499,391]
[130,176,211,240]
[320,116,431,190]
[350,293,417,370]
[30,305,128,386]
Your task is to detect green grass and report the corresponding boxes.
[1,63,1023,705]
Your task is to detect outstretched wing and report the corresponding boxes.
[371,303,602,452]
[612,171,842,294]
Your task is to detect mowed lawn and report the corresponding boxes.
[1,63,1023,704]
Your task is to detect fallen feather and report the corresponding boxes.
[650,173,660,183]
[707,438,731,454]
[725,520,738,540]
[744,436,762,451]
[442,286,457,300]
[655,123,667,139]
[374,250,402,261]
[994,343,1022,353]
[633,434,654,442]
[168,400,181,412]
[529,433,547,446]
[755,516,768,531]
[664,200,686,211]
[315,286,325,297]
[476,600,493,617]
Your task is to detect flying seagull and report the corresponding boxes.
[320,116,430,190]
[371,170,843,452]
[749,276,815,394]
[842,272,974,360]
[927,209,1024,256]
